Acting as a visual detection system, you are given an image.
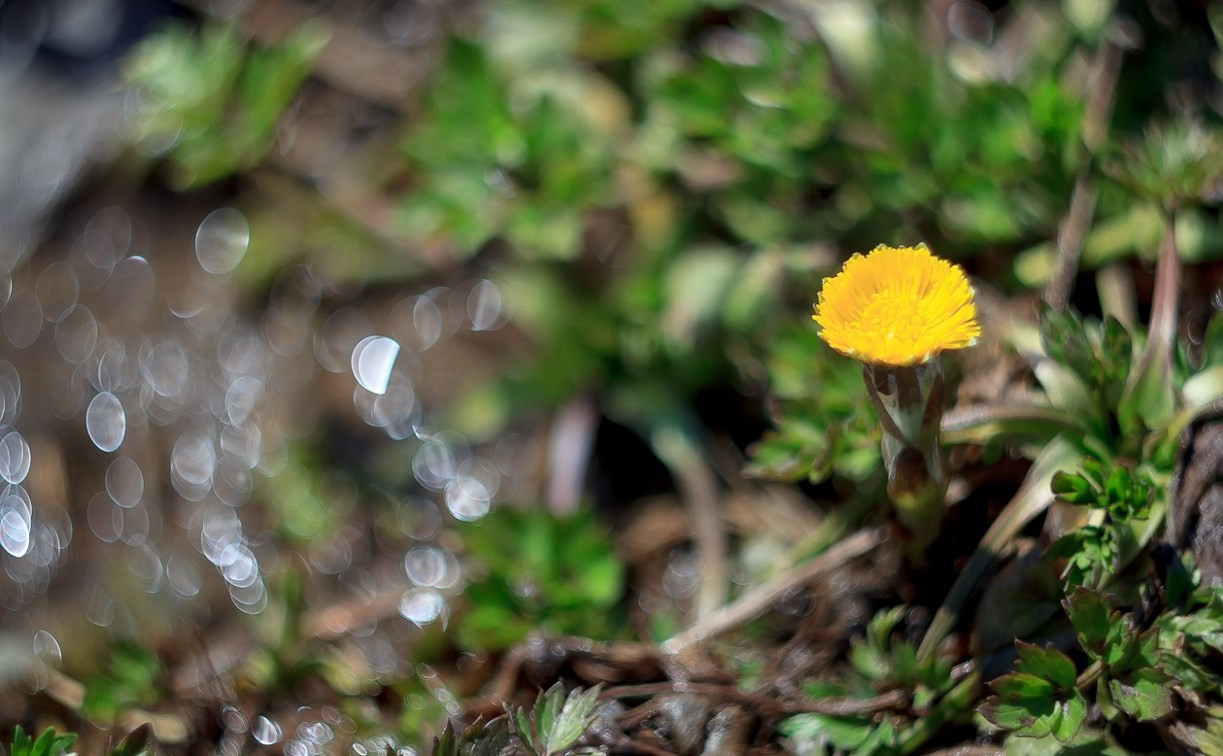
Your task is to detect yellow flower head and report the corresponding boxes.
[813,244,980,366]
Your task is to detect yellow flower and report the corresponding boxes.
[813,244,980,366]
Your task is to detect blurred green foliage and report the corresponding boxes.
[456,506,624,650]
[746,324,881,484]
[124,21,327,188]
[80,640,165,721]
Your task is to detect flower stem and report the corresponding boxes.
[864,360,948,552]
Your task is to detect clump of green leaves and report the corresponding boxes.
[980,641,1087,743]
[639,14,835,244]
[780,607,954,754]
[124,21,327,187]
[1107,120,1223,209]
[80,640,165,721]
[1038,308,1132,424]
[457,506,624,650]
[400,39,619,258]
[981,588,1174,747]
[982,558,1223,752]
[430,684,603,756]
[511,683,604,756]
[9,727,77,756]
[847,607,955,708]
[646,14,835,170]
[431,717,515,756]
[1046,454,1154,588]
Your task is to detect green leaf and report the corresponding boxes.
[1040,307,1095,385]
[11,727,77,756]
[982,673,1058,734]
[543,685,602,754]
[433,717,515,756]
[514,706,533,749]
[109,724,153,756]
[433,719,459,756]
[1047,526,1112,589]
[1108,668,1174,721]
[1063,588,1113,656]
[1052,693,1088,744]
[463,718,516,756]
[1051,470,1095,503]
[1034,361,1103,430]
[779,713,876,751]
[1104,627,1159,673]
[1015,642,1078,690]
[1158,650,1217,693]
[991,673,1057,709]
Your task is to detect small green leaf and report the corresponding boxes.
[513,707,532,748]
[781,713,876,751]
[1051,471,1094,503]
[543,685,602,754]
[1063,588,1113,655]
[991,673,1057,707]
[535,682,565,748]
[1158,650,1217,693]
[11,726,33,756]
[982,673,1059,734]
[433,720,459,756]
[460,717,516,756]
[1105,627,1159,673]
[1095,675,1119,721]
[109,724,153,756]
[1052,693,1088,744]
[12,727,78,756]
[1015,642,1078,690]
[1108,668,1174,721]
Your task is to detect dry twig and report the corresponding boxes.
[662,527,886,654]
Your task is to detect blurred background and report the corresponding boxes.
[0,0,1220,752]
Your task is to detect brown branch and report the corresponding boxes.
[602,681,908,716]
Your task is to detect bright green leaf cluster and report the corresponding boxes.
[9,727,78,756]
[430,683,603,756]
[123,22,327,188]
[511,682,603,756]
[1051,457,1153,519]
[457,506,624,650]
[1047,454,1154,588]
[400,39,618,258]
[979,582,1219,749]
[81,640,166,721]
